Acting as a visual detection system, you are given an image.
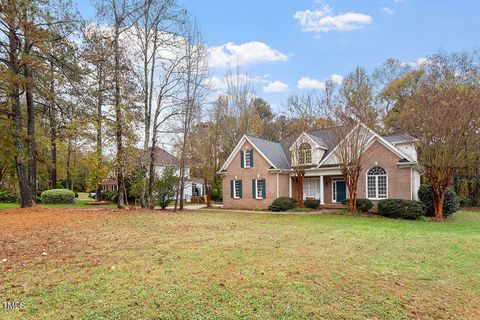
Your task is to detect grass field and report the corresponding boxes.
[1,208,479,319]
[0,200,115,210]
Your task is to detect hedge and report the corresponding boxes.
[341,198,374,213]
[304,199,320,209]
[40,189,75,204]
[378,199,425,220]
[418,184,460,217]
[269,197,295,212]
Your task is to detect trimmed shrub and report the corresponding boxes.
[304,199,320,209]
[269,197,295,212]
[40,189,75,204]
[378,199,425,220]
[418,184,460,217]
[341,198,374,213]
[0,191,17,203]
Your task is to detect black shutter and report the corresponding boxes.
[240,150,244,168]
[230,180,234,198]
[262,179,266,199]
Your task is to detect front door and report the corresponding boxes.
[335,181,347,203]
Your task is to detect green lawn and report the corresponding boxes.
[1,209,479,319]
[0,200,115,210]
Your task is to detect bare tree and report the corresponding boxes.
[175,19,210,211]
[284,91,331,207]
[129,0,182,208]
[95,0,140,208]
[326,68,377,212]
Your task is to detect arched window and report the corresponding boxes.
[298,143,312,165]
[367,166,388,199]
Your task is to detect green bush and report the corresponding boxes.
[101,191,118,202]
[304,199,320,209]
[0,191,17,203]
[458,196,470,207]
[269,197,295,212]
[341,198,374,213]
[40,189,75,204]
[268,197,295,212]
[378,199,425,220]
[418,184,460,217]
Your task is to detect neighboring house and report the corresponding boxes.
[100,147,204,202]
[219,125,421,210]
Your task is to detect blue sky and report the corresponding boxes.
[77,0,480,111]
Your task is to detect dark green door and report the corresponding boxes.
[336,181,347,202]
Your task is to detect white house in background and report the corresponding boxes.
[100,147,204,202]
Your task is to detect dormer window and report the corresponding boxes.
[298,143,312,165]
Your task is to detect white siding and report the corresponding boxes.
[396,143,417,161]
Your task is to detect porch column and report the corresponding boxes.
[289,176,292,198]
[320,175,325,205]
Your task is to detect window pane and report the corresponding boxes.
[378,176,387,198]
[234,180,240,198]
[245,151,250,167]
[367,176,376,198]
[256,179,263,198]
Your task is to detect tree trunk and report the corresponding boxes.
[50,125,57,189]
[95,68,103,201]
[205,179,211,208]
[433,190,445,220]
[8,21,32,207]
[147,137,157,210]
[113,17,125,209]
[24,62,37,202]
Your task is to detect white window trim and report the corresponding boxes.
[255,179,263,200]
[244,149,251,168]
[366,167,388,200]
[233,180,241,199]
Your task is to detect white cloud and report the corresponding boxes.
[297,74,343,90]
[329,74,344,84]
[401,57,432,67]
[209,41,289,68]
[297,77,326,90]
[381,7,395,15]
[263,81,289,93]
[294,5,372,33]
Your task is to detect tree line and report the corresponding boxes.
[1,0,479,218]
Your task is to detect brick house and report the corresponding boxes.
[219,125,421,210]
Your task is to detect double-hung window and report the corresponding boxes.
[256,179,263,199]
[233,180,241,198]
[366,166,388,199]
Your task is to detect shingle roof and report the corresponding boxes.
[246,135,290,169]
[384,134,416,144]
[307,127,340,161]
[137,147,179,166]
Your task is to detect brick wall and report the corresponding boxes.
[357,140,412,201]
[222,140,290,210]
